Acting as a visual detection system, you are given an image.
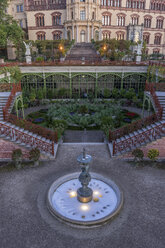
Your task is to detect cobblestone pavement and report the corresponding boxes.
[0,144,164,248]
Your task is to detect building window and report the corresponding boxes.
[102,13,111,26]
[153,49,160,54]
[52,12,62,25]
[53,31,62,40]
[71,11,73,19]
[19,20,23,28]
[16,4,23,12]
[154,34,161,45]
[80,0,85,2]
[131,15,139,25]
[150,1,165,11]
[101,0,121,7]
[126,0,145,9]
[156,18,164,29]
[143,33,150,44]
[117,14,125,26]
[35,14,45,27]
[102,31,111,39]
[144,17,152,28]
[80,10,86,20]
[92,12,95,20]
[116,32,125,40]
[36,32,46,40]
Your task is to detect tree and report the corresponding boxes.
[0,0,24,54]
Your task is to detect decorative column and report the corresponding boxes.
[72,25,74,40]
[76,25,79,43]
[91,25,94,40]
[64,26,67,40]
[87,24,89,42]
[99,26,102,41]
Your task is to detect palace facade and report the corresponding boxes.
[8,0,165,54]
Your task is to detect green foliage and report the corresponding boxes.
[29,88,36,103]
[36,56,44,62]
[112,88,119,99]
[125,88,136,100]
[147,149,159,161]
[132,149,144,162]
[0,66,21,82]
[12,149,23,169]
[104,88,111,98]
[37,88,44,100]
[29,148,40,162]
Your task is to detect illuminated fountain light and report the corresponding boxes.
[47,174,123,226]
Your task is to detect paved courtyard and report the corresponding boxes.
[0,144,164,248]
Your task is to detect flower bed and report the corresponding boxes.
[26,100,140,137]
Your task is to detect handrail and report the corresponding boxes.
[109,81,163,143]
[145,82,163,119]
[3,82,21,120]
[2,82,58,144]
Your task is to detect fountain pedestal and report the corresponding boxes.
[77,148,93,203]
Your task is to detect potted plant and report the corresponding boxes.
[29,148,40,166]
[12,149,23,169]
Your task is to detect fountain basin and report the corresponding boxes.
[47,172,123,227]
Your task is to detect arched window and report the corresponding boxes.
[154,33,162,45]
[51,12,62,26]
[35,13,45,27]
[156,17,164,29]
[36,31,46,40]
[102,12,111,26]
[144,15,152,28]
[52,31,62,40]
[102,30,111,40]
[117,14,125,26]
[116,31,125,40]
[143,32,150,44]
[131,14,139,25]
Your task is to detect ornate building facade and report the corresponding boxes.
[9,0,165,54]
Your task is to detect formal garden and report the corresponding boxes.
[22,87,145,139]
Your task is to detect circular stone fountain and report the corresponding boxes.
[47,149,123,227]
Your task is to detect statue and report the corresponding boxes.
[23,41,32,64]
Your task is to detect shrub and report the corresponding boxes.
[132,149,144,162]
[37,88,44,100]
[36,56,44,62]
[29,148,40,162]
[12,149,23,169]
[103,88,111,98]
[125,88,136,100]
[111,88,119,99]
[147,149,159,161]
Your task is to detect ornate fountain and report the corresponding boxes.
[47,149,123,227]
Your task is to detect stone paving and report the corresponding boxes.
[120,136,165,160]
[0,144,164,248]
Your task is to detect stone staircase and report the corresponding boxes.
[0,92,10,121]
[65,43,101,63]
[108,120,165,157]
[156,91,165,121]
[0,92,21,121]
[0,120,58,158]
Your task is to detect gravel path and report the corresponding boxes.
[0,144,164,248]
